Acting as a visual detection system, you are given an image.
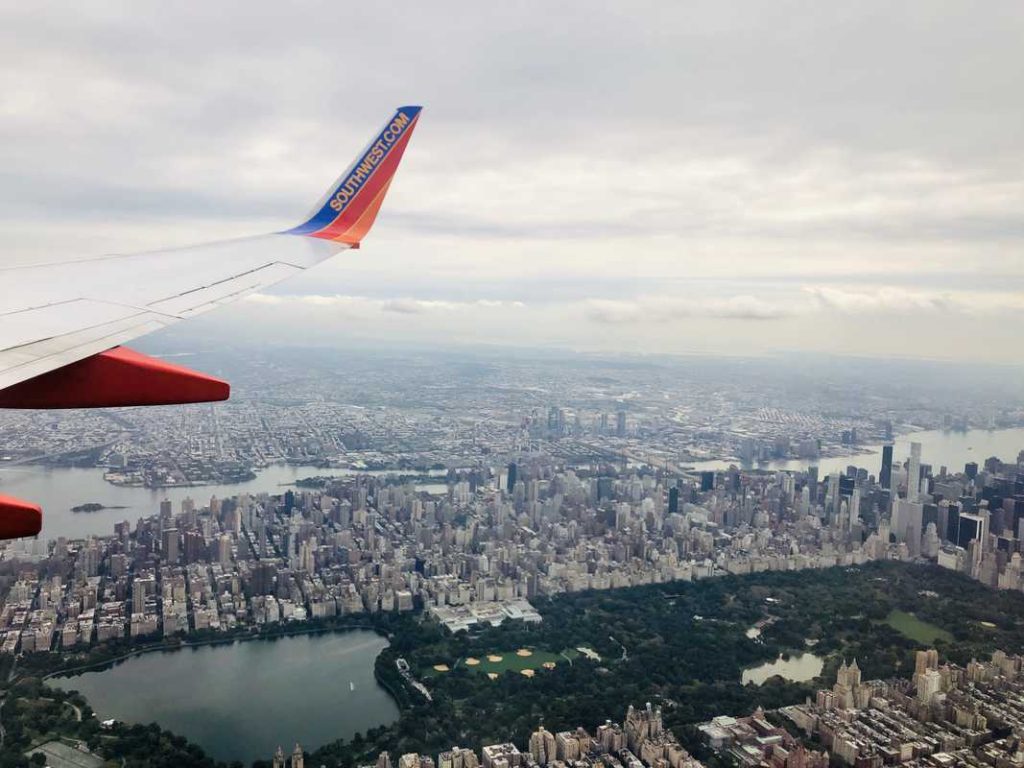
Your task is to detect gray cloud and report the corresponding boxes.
[249,287,1024,328]
[245,294,524,317]
[803,286,1024,315]
[584,286,1024,326]
[381,298,456,315]
[2,2,1023,361]
[584,296,796,324]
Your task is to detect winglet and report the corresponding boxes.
[284,106,422,245]
[0,495,42,540]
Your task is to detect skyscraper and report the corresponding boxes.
[880,444,894,489]
[131,582,146,615]
[892,500,924,556]
[827,471,841,520]
[182,529,204,563]
[616,410,627,437]
[668,486,679,515]
[907,442,922,501]
[506,462,518,494]
[529,727,556,765]
[161,527,179,564]
[946,502,961,543]
[957,511,988,550]
[218,534,232,567]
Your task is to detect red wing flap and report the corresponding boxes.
[0,495,42,539]
[0,346,230,409]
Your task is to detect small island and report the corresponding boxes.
[71,503,128,514]
[294,476,334,489]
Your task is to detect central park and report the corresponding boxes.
[4,560,1024,767]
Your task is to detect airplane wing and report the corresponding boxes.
[0,105,422,538]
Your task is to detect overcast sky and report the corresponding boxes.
[2,2,1023,362]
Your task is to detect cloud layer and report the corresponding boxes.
[2,2,1023,362]
[246,285,1024,325]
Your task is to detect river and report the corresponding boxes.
[689,426,1024,477]
[50,630,399,765]
[0,463,447,542]
[5,427,1023,542]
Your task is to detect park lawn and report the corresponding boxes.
[882,609,953,645]
[423,648,581,678]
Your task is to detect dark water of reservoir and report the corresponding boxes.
[741,652,824,685]
[51,630,399,765]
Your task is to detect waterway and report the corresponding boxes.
[0,463,447,542]
[742,652,824,685]
[5,428,1023,542]
[50,630,399,765]
[689,426,1024,477]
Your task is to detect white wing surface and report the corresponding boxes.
[0,105,423,394]
[0,105,422,539]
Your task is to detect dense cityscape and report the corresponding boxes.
[0,351,1022,767]
[4,438,1024,653]
[702,648,1024,767]
[1,348,1019,488]
[270,647,1024,768]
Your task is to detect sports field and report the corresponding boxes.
[881,609,953,644]
[422,647,580,678]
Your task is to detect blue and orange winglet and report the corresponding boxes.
[284,106,422,246]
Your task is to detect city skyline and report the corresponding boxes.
[5,420,1024,763]
[2,333,1024,765]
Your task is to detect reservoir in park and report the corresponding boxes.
[742,652,824,686]
[51,630,399,765]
